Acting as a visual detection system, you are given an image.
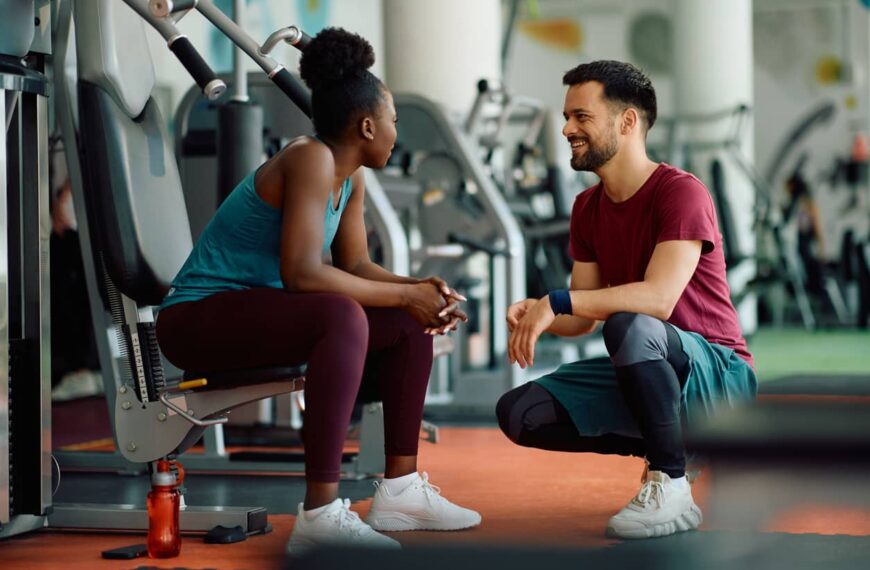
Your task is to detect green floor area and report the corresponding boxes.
[748,327,870,382]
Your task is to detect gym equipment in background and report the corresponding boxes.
[374,93,529,411]
[0,0,52,540]
[649,104,818,330]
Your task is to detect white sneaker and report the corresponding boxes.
[51,369,104,402]
[366,472,481,532]
[606,470,702,539]
[286,498,400,555]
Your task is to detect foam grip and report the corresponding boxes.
[169,36,218,93]
[271,68,312,117]
[292,28,312,50]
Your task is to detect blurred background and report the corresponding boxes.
[1,1,869,568]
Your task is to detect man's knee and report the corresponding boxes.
[602,312,641,353]
[495,382,556,446]
[603,312,668,367]
[496,384,534,444]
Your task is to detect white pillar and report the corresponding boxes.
[674,0,757,334]
[383,0,501,114]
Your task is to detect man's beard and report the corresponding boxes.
[570,131,618,172]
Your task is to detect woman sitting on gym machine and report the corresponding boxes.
[156,27,480,553]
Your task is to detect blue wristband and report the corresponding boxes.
[548,289,573,316]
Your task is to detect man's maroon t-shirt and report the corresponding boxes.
[569,163,753,365]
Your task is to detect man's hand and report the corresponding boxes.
[506,298,538,332]
[508,297,556,368]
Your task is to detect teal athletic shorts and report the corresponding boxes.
[534,327,758,438]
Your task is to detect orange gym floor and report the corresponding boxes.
[1,426,869,569]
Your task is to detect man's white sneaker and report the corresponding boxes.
[365,472,482,531]
[286,498,400,555]
[606,470,702,539]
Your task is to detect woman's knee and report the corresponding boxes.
[319,294,368,344]
[368,307,433,352]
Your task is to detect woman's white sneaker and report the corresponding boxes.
[365,472,482,531]
[287,498,401,555]
[606,470,703,539]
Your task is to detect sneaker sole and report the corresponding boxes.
[367,511,482,532]
[605,504,703,540]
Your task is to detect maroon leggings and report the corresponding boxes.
[156,288,433,482]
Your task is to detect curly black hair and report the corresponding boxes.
[563,60,657,131]
[299,27,385,139]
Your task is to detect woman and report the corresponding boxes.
[156,28,480,552]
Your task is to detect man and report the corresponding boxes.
[496,60,757,539]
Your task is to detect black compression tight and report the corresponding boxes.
[496,312,690,478]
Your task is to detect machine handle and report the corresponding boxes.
[288,26,312,50]
[149,0,198,18]
[168,35,226,100]
[260,25,311,55]
[270,67,312,117]
[159,392,228,427]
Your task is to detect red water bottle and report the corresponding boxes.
[147,461,181,558]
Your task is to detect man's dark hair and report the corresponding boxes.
[299,27,385,139]
[562,60,657,132]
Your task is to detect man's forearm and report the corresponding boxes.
[547,314,597,337]
[569,282,673,322]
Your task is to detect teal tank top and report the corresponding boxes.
[161,167,353,310]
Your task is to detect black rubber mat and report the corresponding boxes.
[289,532,870,570]
[759,374,870,396]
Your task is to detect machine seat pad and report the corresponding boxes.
[182,364,307,390]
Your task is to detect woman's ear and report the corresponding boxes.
[360,116,376,141]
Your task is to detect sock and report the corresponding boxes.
[303,499,336,520]
[669,475,689,491]
[381,472,418,495]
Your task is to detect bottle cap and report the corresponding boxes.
[152,470,176,486]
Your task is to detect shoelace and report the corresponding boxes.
[416,472,445,505]
[372,472,446,505]
[333,499,369,536]
[632,479,665,509]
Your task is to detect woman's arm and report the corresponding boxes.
[330,168,467,332]
[331,169,418,284]
[277,149,446,324]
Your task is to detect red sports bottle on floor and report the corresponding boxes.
[147,460,181,558]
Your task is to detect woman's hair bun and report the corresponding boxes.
[299,27,375,91]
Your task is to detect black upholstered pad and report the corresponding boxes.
[182,364,307,390]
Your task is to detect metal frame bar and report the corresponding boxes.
[124,0,284,77]
[1,86,10,529]
[0,51,53,537]
[19,82,53,518]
